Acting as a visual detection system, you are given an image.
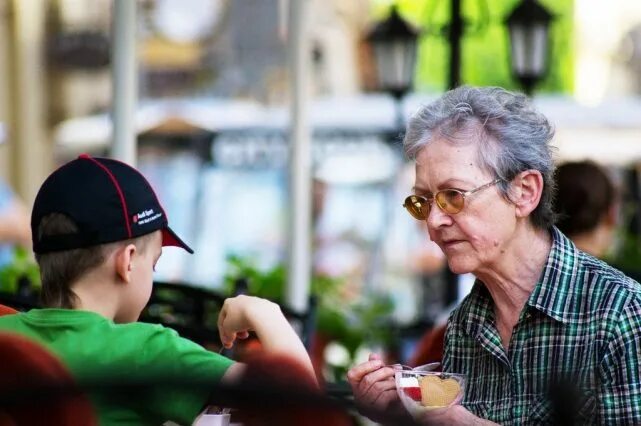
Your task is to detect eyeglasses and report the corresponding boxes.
[403,179,501,220]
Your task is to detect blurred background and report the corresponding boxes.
[1,0,641,386]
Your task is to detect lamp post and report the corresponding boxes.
[447,0,463,90]
[366,5,420,132]
[506,0,553,96]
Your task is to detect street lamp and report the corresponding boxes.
[366,5,420,131]
[506,0,553,96]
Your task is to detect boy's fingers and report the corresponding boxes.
[217,308,227,330]
[221,331,236,348]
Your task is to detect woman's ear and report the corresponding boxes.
[115,243,137,284]
[510,170,544,219]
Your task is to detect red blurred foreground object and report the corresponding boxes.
[0,332,97,426]
[235,354,352,426]
[0,305,17,317]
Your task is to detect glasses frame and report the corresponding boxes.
[403,179,502,220]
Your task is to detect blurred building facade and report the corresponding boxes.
[2,0,641,334]
[575,0,641,103]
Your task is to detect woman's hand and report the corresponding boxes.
[347,353,409,424]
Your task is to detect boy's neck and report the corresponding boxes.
[71,276,120,321]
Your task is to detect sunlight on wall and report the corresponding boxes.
[575,0,641,105]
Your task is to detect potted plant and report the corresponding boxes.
[0,248,40,292]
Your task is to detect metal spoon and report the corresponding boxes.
[390,362,440,371]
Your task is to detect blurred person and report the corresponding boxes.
[0,178,31,268]
[347,86,641,425]
[0,155,315,425]
[553,161,617,259]
[554,160,641,283]
[311,176,366,294]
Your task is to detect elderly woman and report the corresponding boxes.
[347,86,641,425]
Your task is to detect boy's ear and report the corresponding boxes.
[115,243,137,284]
[509,169,544,219]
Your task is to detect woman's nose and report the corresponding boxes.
[426,201,451,229]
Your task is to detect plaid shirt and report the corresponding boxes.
[443,227,641,425]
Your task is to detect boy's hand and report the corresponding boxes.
[217,294,317,386]
[217,295,281,349]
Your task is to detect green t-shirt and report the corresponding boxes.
[0,309,234,425]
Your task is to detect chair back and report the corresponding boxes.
[0,292,39,312]
[142,280,317,351]
[140,281,227,348]
[408,323,447,367]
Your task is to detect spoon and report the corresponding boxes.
[390,362,440,372]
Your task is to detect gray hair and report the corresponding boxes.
[404,86,556,229]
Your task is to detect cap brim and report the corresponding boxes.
[161,227,194,254]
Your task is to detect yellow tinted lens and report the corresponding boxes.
[404,195,429,220]
[435,190,465,214]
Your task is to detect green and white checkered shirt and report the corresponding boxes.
[443,227,641,425]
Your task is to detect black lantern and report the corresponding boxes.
[506,0,553,95]
[366,5,419,129]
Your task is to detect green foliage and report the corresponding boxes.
[603,202,641,276]
[609,232,641,272]
[222,255,395,356]
[371,0,574,93]
[316,290,394,357]
[0,247,41,293]
[223,255,286,301]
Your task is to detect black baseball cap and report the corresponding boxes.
[32,154,193,254]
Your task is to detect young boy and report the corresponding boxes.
[0,154,314,425]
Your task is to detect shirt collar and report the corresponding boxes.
[526,226,579,324]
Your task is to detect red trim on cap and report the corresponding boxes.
[109,157,168,220]
[81,156,132,238]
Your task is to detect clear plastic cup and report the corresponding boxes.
[395,370,466,419]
